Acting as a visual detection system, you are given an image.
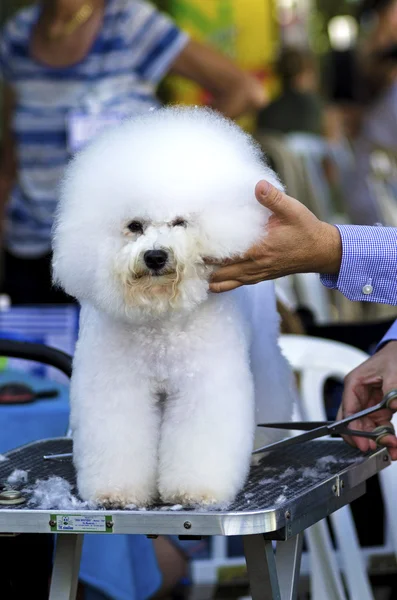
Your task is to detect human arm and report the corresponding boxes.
[209,181,397,306]
[169,39,267,119]
[126,2,266,119]
[336,340,397,460]
[0,84,16,220]
[209,181,342,291]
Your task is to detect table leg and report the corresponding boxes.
[276,534,303,600]
[49,534,83,600]
[243,534,281,600]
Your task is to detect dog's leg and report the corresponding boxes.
[71,317,160,508]
[72,377,160,508]
[72,375,160,508]
[158,309,255,507]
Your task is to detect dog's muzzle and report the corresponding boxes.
[143,249,168,273]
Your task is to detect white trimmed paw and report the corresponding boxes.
[160,486,234,508]
[94,490,155,508]
[78,478,157,508]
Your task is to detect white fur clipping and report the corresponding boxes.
[25,476,95,510]
[6,469,28,485]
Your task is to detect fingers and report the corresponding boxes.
[210,260,255,283]
[203,256,243,267]
[371,416,397,459]
[388,447,397,460]
[209,280,242,293]
[341,413,397,460]
[254,180,298,216]
[343,416,375,453]
[389,398,397,412]
[342,372,380,415]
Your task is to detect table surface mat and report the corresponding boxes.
[0,438,373,513]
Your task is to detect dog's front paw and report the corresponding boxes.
[77,477,157,508]
[160,486,233,508]
[94,490,156,509]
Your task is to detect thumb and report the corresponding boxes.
[255,180,297,219]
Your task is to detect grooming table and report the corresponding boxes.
[0,437,390,600]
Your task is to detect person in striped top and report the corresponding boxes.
[0,0,266,304]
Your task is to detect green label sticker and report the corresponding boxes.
[50,514,113,533]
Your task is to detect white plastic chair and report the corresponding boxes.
[190,335,396,598]
[279,334,397,599]
[275,272,336,326]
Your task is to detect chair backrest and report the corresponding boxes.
[279,334,397,561]
[284,133,336,223]
[278,334,369,421]
[292,273,335,325]
[368,146,397,227]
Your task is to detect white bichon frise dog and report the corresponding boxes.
[52,107,295,508]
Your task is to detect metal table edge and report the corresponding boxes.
[0,446,389,537]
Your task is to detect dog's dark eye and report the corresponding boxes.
[172,218,187,227]
[127,220,144,234]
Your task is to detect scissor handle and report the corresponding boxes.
[383,389,397,410]
[338,389,397,431]
[372,424,395,446]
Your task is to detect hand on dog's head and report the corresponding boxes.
[52,107,283,320]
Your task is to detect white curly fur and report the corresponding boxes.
[52,107,295,508]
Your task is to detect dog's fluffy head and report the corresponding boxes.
[52,107,283,321]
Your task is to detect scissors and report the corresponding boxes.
[253,389,397,455]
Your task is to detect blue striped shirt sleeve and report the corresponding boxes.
[122,0,189,83]
[0,26,11,81]
[321,224,397,305]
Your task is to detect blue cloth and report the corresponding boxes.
[321,224,397,305]
[378,320,397,349]
[0,0,188,258]
[81,535,161,600]
[0,368,161,600]
[0,368,70,452]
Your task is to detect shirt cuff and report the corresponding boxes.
[320,224,397,304]
[376,320,397,351]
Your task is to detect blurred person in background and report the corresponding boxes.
[0,2,266,598]
[257,47,323,136]
[255,46,344,227]
[256,46,340,140]
[346,0,397,224]
[0,0,266,305]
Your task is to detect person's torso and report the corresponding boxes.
[3,0,165,256]
[257,90,323,136]
[362,82,397,149]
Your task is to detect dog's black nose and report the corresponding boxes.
[144,250,168,271]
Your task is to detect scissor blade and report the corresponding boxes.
[253,425,331,455]
[258,421,331,431]
[332,396,391,430]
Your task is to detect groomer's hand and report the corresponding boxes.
[209,181,343,293]
[337,341,397,460]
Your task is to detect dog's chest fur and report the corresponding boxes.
[124,296,249,391]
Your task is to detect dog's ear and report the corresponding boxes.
[198,196,269,261]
